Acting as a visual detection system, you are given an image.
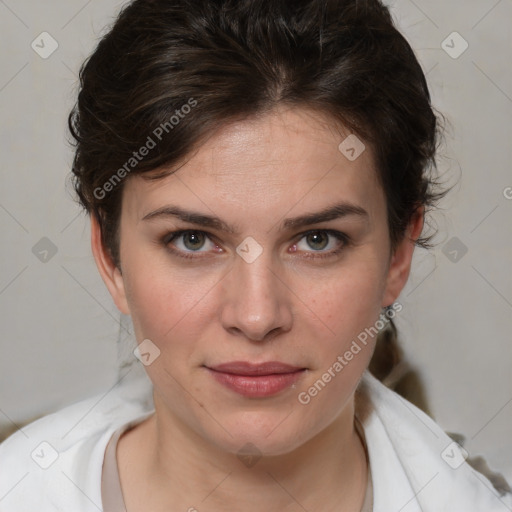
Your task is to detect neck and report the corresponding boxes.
[133,392,369,512]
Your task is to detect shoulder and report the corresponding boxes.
[357,371,512,511]
[0,372,154,511]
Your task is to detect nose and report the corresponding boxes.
[220,248,293,342]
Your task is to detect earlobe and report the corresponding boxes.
[381,207,425,307]
[90,215,130,315]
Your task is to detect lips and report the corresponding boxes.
[209,361,304,376]
[205,361,306,398]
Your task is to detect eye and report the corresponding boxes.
[163,230,220,259]
[292,230,349,259]
[161,229,350,260]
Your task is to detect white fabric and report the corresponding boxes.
[0,370,510,511]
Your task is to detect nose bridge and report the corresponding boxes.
[239,250,277,301]
[222,244,291,340]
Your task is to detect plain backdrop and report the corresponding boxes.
[1,0,511,483]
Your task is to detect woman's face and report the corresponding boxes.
[94,106,419,456]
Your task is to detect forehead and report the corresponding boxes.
[122,106,384,225]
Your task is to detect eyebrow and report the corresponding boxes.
[141,201,369,234]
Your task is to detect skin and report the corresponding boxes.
[92,106,423,512]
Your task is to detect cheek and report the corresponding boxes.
[122,250,225,371]
[299,260,386,343]
[122,248,187,334]
[293,269,384,421]
[128,272,205,338]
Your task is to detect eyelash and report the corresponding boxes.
[161,229,351,261]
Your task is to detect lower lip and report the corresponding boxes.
[207,369,305,398]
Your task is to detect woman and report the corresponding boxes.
[0,0,510,510]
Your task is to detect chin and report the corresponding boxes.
[202,409,318,459]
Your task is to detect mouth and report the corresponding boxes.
[205,361,307,398]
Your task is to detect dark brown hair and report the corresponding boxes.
[67,0,449,387]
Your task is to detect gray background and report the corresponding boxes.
[1,0,511,482]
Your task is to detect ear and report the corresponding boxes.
[90,214,130,316]
[381,207,424,307]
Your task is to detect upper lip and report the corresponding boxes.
[207,361,305,376]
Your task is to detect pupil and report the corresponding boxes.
[185,232,204,250]
[308,232,327,250]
